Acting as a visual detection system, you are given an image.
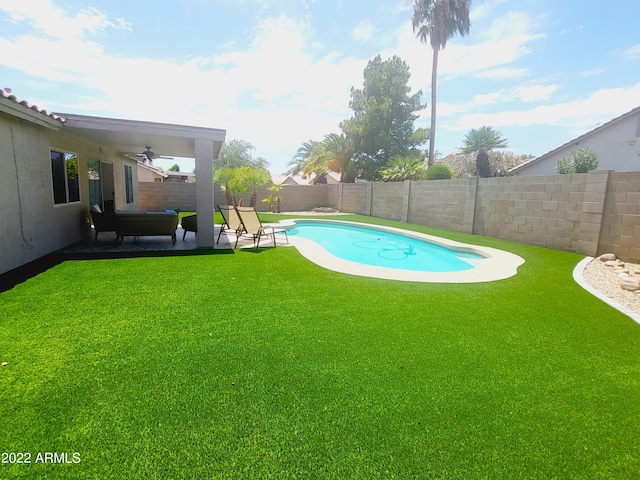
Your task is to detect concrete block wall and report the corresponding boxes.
[340,183,369,214]
[139,183,198,211]
[472,172,608,256]
[371,182,405,221]
[599,171,640,260]
[408,179,477,233]
[473,174,586,251]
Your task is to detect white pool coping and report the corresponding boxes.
[272,219,525,283]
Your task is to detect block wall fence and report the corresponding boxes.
[138,170,640,262]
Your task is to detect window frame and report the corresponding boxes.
[124,164,134,204]
[51,149,81,206]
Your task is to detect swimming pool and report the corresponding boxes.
[278,219,525,283]
[287,221,484,272]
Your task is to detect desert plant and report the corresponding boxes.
[262,183,283,213]
[379,155,425,181]
[424,164,453,180]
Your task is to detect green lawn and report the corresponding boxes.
[1,215,639,479]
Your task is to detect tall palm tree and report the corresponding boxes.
[461,126,508,178]
[411,0,471,166]
[322,133,357,183]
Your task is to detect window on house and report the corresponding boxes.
[124,164,134,204]
[51,150,80,205]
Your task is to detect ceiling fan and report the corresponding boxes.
[125,146,173,164]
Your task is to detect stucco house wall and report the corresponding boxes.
[0,112,139,275]
[511,107,640,175]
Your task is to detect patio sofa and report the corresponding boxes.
[90,206,179,244]
[115,211,179,245]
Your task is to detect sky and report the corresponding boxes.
[1,0,639,175]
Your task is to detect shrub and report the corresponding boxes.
[555,148,598,174]
[555,156,575,174]
[572,148,599,173]
[424,164,453,180]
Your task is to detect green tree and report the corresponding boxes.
[214,139,269,170]
[461,126,508,177]
[379,155,425,181]
[341,54,428,180]
[168,163,180,172]
[411,0,472,166]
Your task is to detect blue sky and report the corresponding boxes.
[1,0,639,174]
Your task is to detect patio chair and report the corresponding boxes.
[216,205,245,244]
[234,206,288,248]
[181,214,197,240]
[89,204,117,242]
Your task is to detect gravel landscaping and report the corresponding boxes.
[583,257,640,316]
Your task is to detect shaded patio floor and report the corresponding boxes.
[60,225,289,254]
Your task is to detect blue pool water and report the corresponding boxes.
[287,221,485,272]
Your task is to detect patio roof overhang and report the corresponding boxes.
[56,113,226,249]
[56,113,226,159]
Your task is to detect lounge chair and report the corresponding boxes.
[216,205,245,244]
[234,206,288,248]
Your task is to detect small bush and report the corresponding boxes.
[555,148,598,174]
[555,156,575,174]
[424,164,453,180]
[572,148,599,173]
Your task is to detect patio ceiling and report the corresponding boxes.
[56,113,226,159]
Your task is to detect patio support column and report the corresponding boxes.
[194,139,215,248]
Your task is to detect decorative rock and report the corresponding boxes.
[618,274,640,292]
[599,253,617,262]
[605,260,620,267]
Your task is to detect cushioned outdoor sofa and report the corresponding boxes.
[89,205,178,244]
[115,211,179,245]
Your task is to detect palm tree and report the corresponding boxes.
[213,167,237,206]
[379,155,426,181]
[322,133,358,183]
[411,0,471,166]
[286,140,329,184]
[460,126,508,178]
[241,167,272,207]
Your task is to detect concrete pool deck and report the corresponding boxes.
[276,219,525,283]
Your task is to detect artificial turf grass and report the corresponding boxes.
[1,219,639,478]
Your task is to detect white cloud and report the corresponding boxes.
[0,0,130,40]
[448,82,640,132]
[621,44,640,60]
[351,20,375,43]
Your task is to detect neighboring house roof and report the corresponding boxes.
[510,106,640,174]
[137,160,168,179]
[272,171,341,185]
